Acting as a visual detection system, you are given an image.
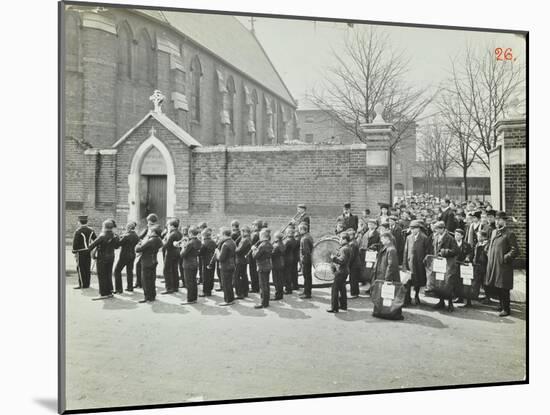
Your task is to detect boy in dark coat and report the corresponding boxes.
[161,218,182,294]
[271,232,286,301]
[283,228,298,294]
[114,221,139,292]
[234,226,252,299]
[432,221,459,311]
[347,229,362,298]
[135,224,163,303]
[251,229,273,308]
[217,227,237,306]
[328,232,352,313]
[298,223,314,299]
[180,227,202,304]
[88,219,118,299]
[199,228,217,297]
[454,228,473,305]
[248,220,261,293]
[72,215,97,289]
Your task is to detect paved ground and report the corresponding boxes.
[63,267,526,411]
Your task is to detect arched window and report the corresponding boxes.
[136,30,153,84]
[190,56,202,122]
[277,102,284,143]
[251,89,258,144]
[226,76,236,135]
[65,13,80,70]
[264,95,274,144]
[117,22,132,79]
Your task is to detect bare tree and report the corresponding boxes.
[309,26,435,152]
[418,118,454,197]
[447,44,524,169]
[438,90,482,200]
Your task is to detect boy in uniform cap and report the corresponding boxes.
[251,228,273,308]
[298,223,314,299]
[453,228,473,304]
[346,229,362,298]
[199,228,217,297]
[327,232,352,313]
[271,231,286,300]
[388,215,404,265]
[234,226,252,299]
[160,218,183,294]
[283,227,298,294]
[135,224,163,303]
[337,203,359,231]
[72,215,97,289]
[249,220,262,293]
[197,221,208,284]
[114,221,139,292]
[135,213,159,289]
[88,220,118,300]
[180,226,202,304]
[485,211,519,316]
[432,220,460,311]
[231,220,241,242]
[216,227,237,306]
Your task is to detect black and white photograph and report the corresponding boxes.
[58,0,528,412]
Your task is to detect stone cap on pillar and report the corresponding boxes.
[360,103,396,141]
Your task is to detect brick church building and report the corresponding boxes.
[63,5,396,237]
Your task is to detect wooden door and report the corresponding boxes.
[144,175,167,225]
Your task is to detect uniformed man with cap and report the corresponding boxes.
[234,226,252,299]
[216,227,237,306]
[161,218,183,294]
[402,219,430,306]
[199,227,217,297]
[337,203,359,231]
[292,203,310,229]
[197,221,208,284]
[327,232,352,313]
[71,215,97,289]
[283,227,298,294]
[180,226,202,304]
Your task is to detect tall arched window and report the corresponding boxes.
[277,102,284,143]
[251,89,258,144]
[136,30,153,84]
[117,22,132,79]
[65,13,81,70]
[190,56,202,122]
[226,76,236,135]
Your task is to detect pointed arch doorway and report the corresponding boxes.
[127,132,176,226]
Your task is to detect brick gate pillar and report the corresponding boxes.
[360,103,396,214]
[493,102,526,266]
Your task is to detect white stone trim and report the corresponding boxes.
[170,54,185,72]
[99,149,118,155]
[81,12,117,35]
[127,135,176,223]
[157,37,180,56]
[504,148,526,165]
[84,149,99,155]
[171,92,189,111]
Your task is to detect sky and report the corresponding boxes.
[235,15,526,113]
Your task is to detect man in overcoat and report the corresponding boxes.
[336,203,359,231]
[485,211,519,316]
[402,220,430,306]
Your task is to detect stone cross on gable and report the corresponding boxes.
[149,126,157,137]
[149,90,165,113]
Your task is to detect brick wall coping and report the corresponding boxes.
[495,117,527,134]
[112,111,202,149]
[193,143,368,153]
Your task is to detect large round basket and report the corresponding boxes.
[312,235,340,282]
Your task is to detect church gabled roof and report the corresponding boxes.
[112,111,202,149]
[134,9,296,107]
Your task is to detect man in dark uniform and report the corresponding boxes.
[283,227,298,294]
[114,221,139,292]
[71,215,96,289]
[249,220,261,293]
[199,228,217,297]
[234,226,252,299]
[135,224,163,303]
[299,223,314,299]
[135,213,159,289]
[179,225,190,289]
[180,226,202,304]
[438,199,457,234]
[197,221,208,284]
[328,232,352,313]
[292,204,310,230]
[161,218,183,294]
[485,211,520,316]
[251,228,273,308]
[216,227,237,306]
[403,219,430,306]
[388,215,405,265]
[337,203,359,231]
